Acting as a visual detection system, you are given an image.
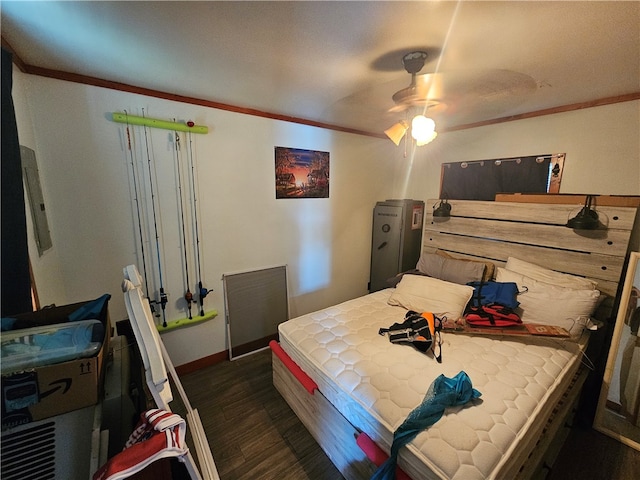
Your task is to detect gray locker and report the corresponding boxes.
[369,199,424,292]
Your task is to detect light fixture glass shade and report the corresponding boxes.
[384,121,409,146]
[416,131,438,146]
[411,115,437,145]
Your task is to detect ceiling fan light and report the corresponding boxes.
[411,115,437,144]
[384,121,409,146]
[416,131,438,146]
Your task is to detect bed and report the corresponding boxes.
[271,199,639,480]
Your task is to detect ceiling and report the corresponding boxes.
[1,1,639,138]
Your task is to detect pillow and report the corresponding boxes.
[505,256,597,290]
[416,253,485,285]
[388,274,474,320]
[437,250,495,282]
[386,269,428,288]
[496,267,601,337]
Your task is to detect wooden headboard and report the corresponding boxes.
[423,199,639,306]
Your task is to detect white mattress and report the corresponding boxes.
[278,289,586,480]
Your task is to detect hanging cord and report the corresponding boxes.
[125,111,150,298]
[187,129,211,316]
[546,324,596,372]
[173,128,193,319]
[142,109,168,327]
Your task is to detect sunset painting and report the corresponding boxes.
[275,147,330,199]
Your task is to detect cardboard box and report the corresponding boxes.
[1,296,111,429]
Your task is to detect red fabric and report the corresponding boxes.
[356,432,412,480]
[93,431,176,480]
[465,304,522,327]
[92,409,187,480]
[269,340,318,394]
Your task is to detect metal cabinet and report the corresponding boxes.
[369,199,424,292]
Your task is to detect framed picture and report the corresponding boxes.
[275,147,329,199]
[594,251,640,450]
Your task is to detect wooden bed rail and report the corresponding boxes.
[269,340,318,394]
[355,432,412,480]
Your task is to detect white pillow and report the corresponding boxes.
[387,274,473,320]
[505,256,597,290]
[496,267,601,337]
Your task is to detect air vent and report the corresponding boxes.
[1,421,56,480]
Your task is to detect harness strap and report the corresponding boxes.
[379,312,443,362]
[470,281,485,308]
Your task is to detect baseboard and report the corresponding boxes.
[175,349,228,375]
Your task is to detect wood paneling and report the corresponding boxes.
[424,199,639,298]
[496,194,640,207]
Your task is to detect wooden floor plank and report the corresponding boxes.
[181,348,343,480]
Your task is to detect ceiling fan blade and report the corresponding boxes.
[443,69,537,101]
[390,68,537,124]
[391,73,445,108]
[388,100,448,115]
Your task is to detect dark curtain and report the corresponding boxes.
[441,156,552,201]
[2,48,32,315]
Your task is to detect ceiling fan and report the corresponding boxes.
[385,51,442,147]
[384,50,539,147]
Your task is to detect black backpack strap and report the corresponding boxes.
[379,317,415,340]
[466,305,497,325]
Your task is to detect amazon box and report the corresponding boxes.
[1,296,111,429]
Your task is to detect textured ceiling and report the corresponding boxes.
[2,1,639,136]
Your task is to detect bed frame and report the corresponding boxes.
[272,199,639,480]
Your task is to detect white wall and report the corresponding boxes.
[408,100,640,200]
[11,68,69,306]
[12,66,639,366]
[13,69,411,366]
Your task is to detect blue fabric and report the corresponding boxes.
[1,294,110,332]
[1,317,16,331]
[371,371,481,480]
[68,293,111,322]
[467,281,520,309]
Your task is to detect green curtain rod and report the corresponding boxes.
[112,112,209,134]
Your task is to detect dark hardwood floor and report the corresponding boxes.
[181,348,640,480]
[181,348,343,480]
[547,425,640,480]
